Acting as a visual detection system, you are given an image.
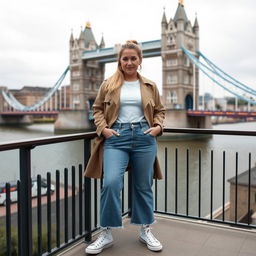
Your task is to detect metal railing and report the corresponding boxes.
[156,128,256,228]
[0,128,256,255]
[0,133,96,256]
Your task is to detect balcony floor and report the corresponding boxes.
[59,215,256,256]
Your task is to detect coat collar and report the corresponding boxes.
[138,74,154,109]
[138,73,155,87]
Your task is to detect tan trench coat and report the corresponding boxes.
[84,74,166,179]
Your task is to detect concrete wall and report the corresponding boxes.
[54,110,95,133]
[0,115,33,125]
[164,109,212,128]
[229,184,256,222]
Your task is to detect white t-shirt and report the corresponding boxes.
[116,80,146,123]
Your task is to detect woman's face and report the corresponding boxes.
[120,49,141,79]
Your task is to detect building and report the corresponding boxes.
[10,86,50,110]
[0,85,70,111]
[198,93,215,110]
[161,1,199,109]
[228,167,256,224]
[69,22,105,110]
[226,97,256,112]
[215,97,227,111]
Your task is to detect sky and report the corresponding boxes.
[0,0,256,97]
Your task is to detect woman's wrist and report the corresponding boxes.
[153,124,162,136]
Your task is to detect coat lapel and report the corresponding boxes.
[139,75,153,109]
[109,86,121,106]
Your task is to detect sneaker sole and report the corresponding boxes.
[85,241,113,254]
[139,237,163,252]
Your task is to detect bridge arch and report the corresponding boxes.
[185,94,193,110]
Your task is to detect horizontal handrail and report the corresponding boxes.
[0,132,97,151]
[1,127,256,152]
[163,127,256,136]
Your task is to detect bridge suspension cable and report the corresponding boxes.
[197,51,256,97]
[2,66,70,111]
[182,47,256,105]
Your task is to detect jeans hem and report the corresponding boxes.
[100,225,124,229]
[130,220,156,226]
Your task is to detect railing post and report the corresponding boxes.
[6,183,11,256]
[19,147,33,256]
[84,177,91,242]
[84,139,91,242]
[128,170,132,217]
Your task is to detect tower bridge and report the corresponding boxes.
[1,1,255,130]
[59,1,204,131]
[68,2,199,113]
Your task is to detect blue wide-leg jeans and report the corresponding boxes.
[100,121,157,228]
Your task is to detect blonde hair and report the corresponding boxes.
[106,40,142,92]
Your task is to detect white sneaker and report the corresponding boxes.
[85,229,113,254]
[139,225,163,252]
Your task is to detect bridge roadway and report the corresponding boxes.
[1,110,256,118]
[0,111,59,116]
[187,110,256,118]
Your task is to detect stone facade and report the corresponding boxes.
[161,3,199,110]
[10,86,50,110]
[228,167,256,223]
[229,184,256,222]
[69,22,105,110]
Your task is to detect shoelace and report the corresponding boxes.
[144,227,159,244]
[92,231,108,247]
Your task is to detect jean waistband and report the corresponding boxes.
[112,121,148,129]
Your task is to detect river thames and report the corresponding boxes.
[0,121,256,217]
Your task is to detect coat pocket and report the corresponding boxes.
[103,95,114,120]
[103,97,112,111]
[103,97,111,105]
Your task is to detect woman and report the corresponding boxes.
[84,40,165,254]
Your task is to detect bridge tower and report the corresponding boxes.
[56,1,211,132]
[69,22,105,110]
[55,23,105,132]
[161,1,199,110]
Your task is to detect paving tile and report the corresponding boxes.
[203,230,246,253]
[59,217,256,256]
[238,253,256,256]
[195,245,239,256]
[240,235,256,254]
[162,223,211,245]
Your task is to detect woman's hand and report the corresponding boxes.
[102,127,120,139]
[143,125,161,137]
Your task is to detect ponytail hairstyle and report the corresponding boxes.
[106,40,143,92]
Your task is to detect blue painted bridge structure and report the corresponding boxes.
[82,40,161,62]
